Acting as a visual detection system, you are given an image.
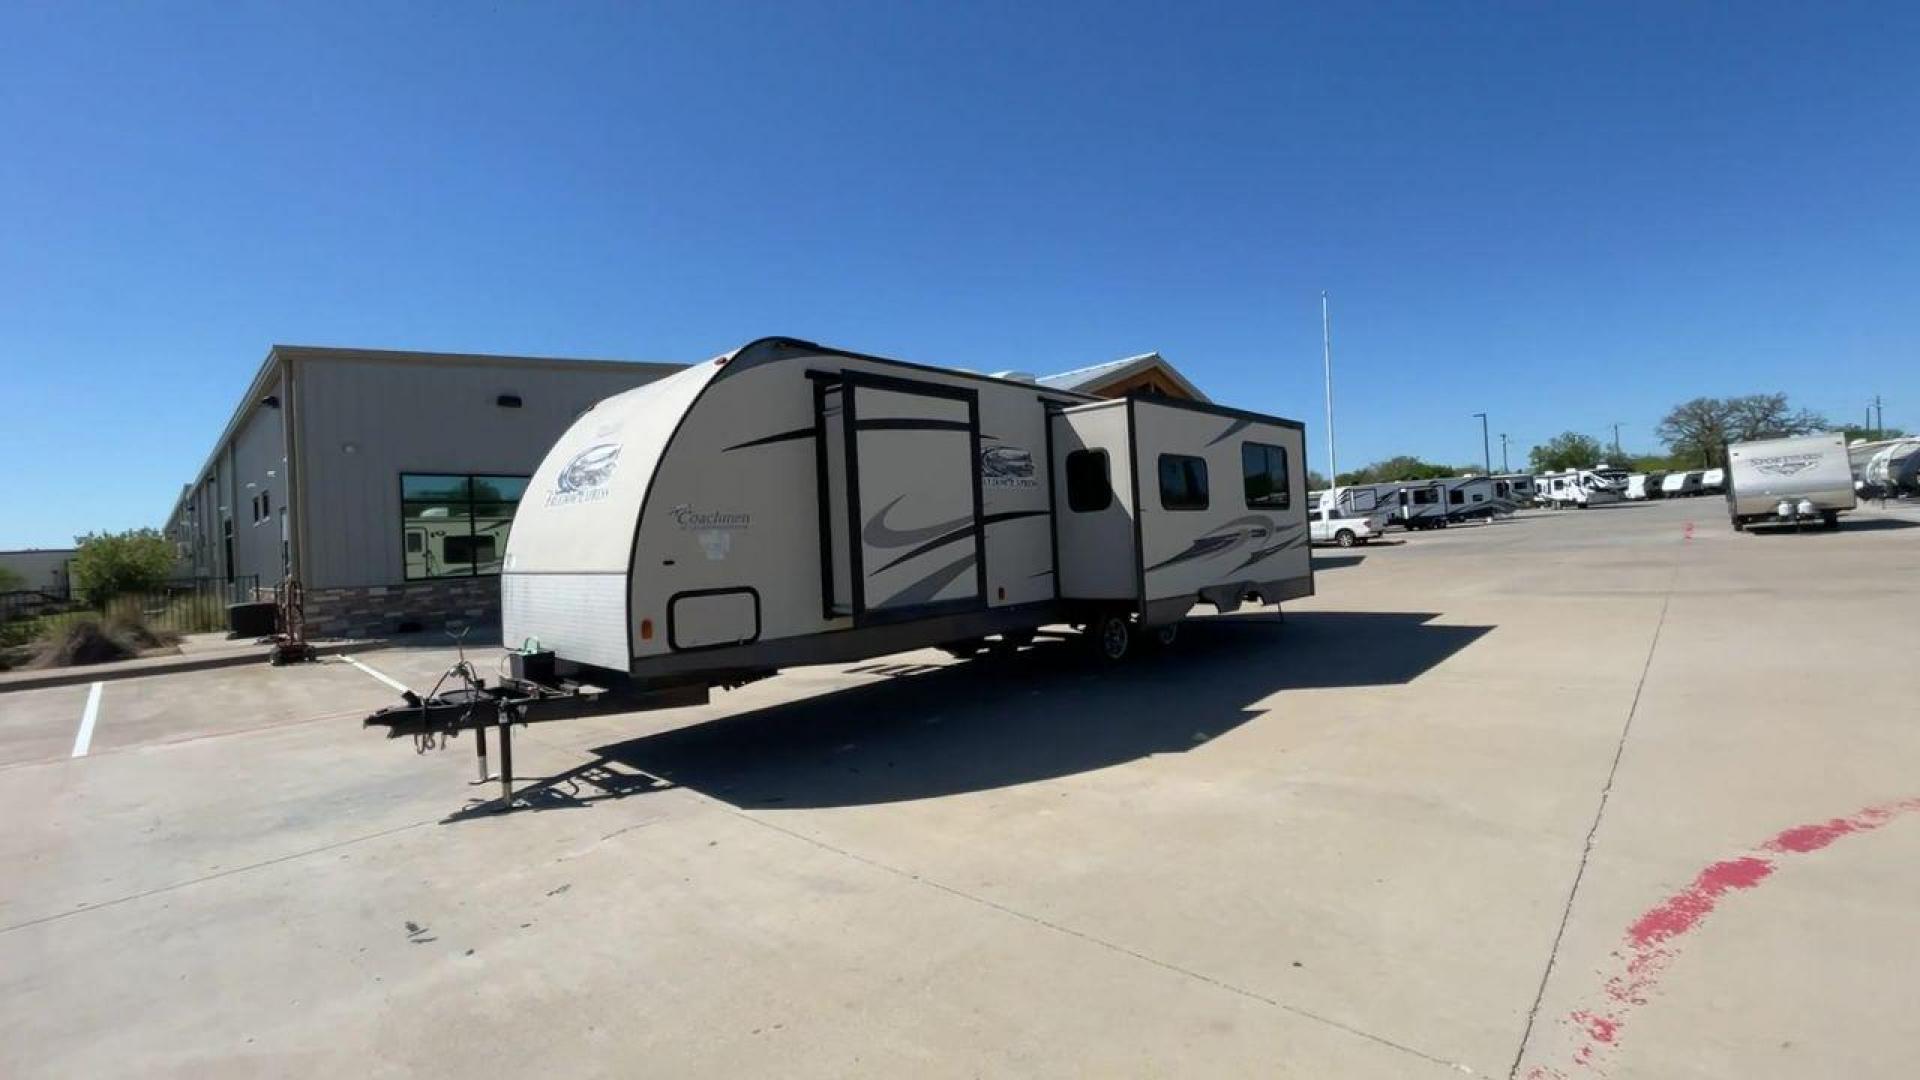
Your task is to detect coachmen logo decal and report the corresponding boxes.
[546,442,622,506]
[1751,454,1820,477]
[980,445,1038,488]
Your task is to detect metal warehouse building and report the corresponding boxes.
[165,345,679,638]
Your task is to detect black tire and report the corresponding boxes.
[1822,510,1840,530]
[1335,529,1357,548]
[1090,611,1132,663]
[1151,622,1179,648]
[1730,516,1745,532]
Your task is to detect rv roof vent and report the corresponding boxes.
[991,370,1038,383]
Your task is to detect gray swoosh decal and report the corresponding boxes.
[869,509,1050,576]
[863,495,974,549]
[1204,418,1253,447]
[723,426,815,452]
[875,553,977,608]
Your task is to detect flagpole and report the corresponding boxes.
[1322,291,1337,484]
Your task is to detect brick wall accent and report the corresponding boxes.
[304,577,499,639]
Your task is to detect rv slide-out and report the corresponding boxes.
[502,338,1313,683]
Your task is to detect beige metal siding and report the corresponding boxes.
[227,378,287,585]
[296,356,676,589]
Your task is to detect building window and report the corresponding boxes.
[261,491,270,519]
[400,473,529,580]
[1241,442,1290,510]
[1065,449,1112,512]
[1158,454,1209,511]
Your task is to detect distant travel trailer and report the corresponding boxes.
[1725,432,1856,531]
[1537,469,1622,509]
[1492,474,1535,512]
[1440,476,1499,522]
[1661,471,1704,497]
[1698,467,1727,494]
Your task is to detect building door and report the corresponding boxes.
[222,518,235,583]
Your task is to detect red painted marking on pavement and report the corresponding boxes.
[1529,797,1920,1077]
[1624,856,1773,948]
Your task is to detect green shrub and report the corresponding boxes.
[70,528,178,606]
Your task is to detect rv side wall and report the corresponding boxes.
[1128,399,1312,618]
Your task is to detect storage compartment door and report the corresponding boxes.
[816,382,854,617]
[849,383,984,617]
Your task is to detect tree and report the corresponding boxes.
[70,529,178,606]
[1841,424,1907,443]
[1656,394,1829,467]
[1335,455,1458,486]
[1529,431,1606,472]
[0,566,22,593]
[1305,469,1330,490]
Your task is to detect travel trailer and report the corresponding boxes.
[1698,467,1726,495]
[1309,485,1394,547]
[1441,476,1499,522]
[1625,472,1667,501]
[1492,474,1536,512]
[1537,469,1623,508]
[1858,438,1920,497]
[1661,470,1704,497]
[1725,432,1856,530]
[494,338,1314,681]
[1392,481,1449,529]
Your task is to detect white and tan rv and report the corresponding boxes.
[498,338,1314,681]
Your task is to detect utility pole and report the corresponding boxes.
[1321,292,1337,484]
[1500,433,1511,473]
[1874,394,1884,438]
[1611,422,1623,461]
[1473,412,1490,475]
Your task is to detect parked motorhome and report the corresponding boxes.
[1661,470,1703,497]
[1725,432,1856,530]
[497,338,1313,681]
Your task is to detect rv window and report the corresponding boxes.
[1241,443,1291,510]
[1065,449,1112,513]
[1158,454,1209,511]
[401,471,529,579]
[1448,489,1464,505]
[1412,488,1438,505]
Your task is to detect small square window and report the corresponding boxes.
[1158,454,1209,511]
[1065,449,1112,513]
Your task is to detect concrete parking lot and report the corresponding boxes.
[2,499,1916,1079]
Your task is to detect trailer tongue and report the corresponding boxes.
[362,650,707,810]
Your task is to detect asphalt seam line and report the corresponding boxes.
[70,682,103,758]
[1506,565,1678,1079]
[0,817,438,937]
[703,797,1475,1074]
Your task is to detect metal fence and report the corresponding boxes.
[0,576,262,635]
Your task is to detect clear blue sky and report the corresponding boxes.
[3,1,1915,547]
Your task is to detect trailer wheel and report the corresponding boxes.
[1091,612,1132,663]
[1730,516,1745,532]
[1335,528,1357,548]
[1151,622,1180,649]
[1822,510,1840,529]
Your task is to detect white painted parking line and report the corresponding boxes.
[341,656,410,694]
[71,682,103,758]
